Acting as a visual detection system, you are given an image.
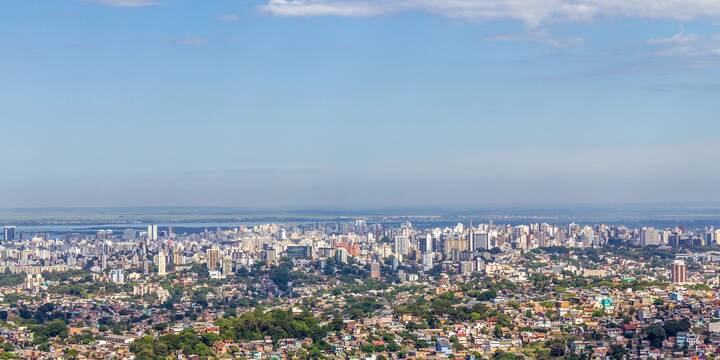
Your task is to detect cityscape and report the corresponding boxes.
[1,210,720,359]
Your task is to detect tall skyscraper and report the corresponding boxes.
[671,260,687,283]
[157,250,167,276]
[222,257,233,276]
[421,233,433,253]
[581,226,595,247]
[394,235,409,259]
[207,246,220,270]
[147,224,158,242]
[3,226,16,242]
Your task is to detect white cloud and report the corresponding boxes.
[648,32,720,57]
[647,32,700,46]
[484,29,585,48]
[87,0,158,7]
[261,0,390,17]
[175,36,207,46]
[218,14,241,22]
[260,0,720,26]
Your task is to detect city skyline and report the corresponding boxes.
[2,0,720,207]
[0,212,717,359]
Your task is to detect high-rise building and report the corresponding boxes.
[24,274,43,292]
[640,227,660,246]
[157,250,167,276]
[335,248,348,264]
[147,224,158,242]
[671,260,687,283]
[370,262,381,279]
[207,247,220,270]
[110,269,125,284]
[3,226,16,242]
[460,261,474,275]
[285,245,312,259]
[703,230,714,246]
[394,235,409,259]
[420,233,433,253]
[422,252,434,271]
[222,257,233,276]
[474,232,489,251]
[172,249,184,266]
[581,226,595,247]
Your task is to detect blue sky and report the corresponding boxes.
[1,0,719,208]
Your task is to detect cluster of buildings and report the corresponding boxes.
[0,219,719,358]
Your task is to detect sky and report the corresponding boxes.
[1,0,719,208]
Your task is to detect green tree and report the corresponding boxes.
[645,325,666,349]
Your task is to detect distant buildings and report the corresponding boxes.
[286,245,312,259]
[3,226,15,242]
[157,250,167,276]
[370,262,381,279]
[123,228,136,240]
[436,338,452,356]
[2,215,720,359]
[671,259,687,283]
[24,273,42,291]
[96,229,113,240]
[172,249,184,266]
[207,246,220,270]
[640,227,660,246]
[147,224,158,242]
[110,269,125,284]
[473,231,489,251]
[335,248,348,264]
[420,233,433,253]
[422,252,434,271]
[394,235,409,261]
[222,256,233,276]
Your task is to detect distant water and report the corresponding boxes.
[1,204,719,233]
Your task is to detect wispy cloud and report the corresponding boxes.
[85,0,158,7]
[648,32,720,58]
[260,0,720,27]
[218,14,241,22]
[484,29,585,48]
[261,0,389,18]
[175,36,207,46]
